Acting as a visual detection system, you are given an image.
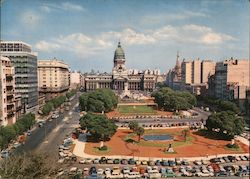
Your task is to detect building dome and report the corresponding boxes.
[114,42,125,60]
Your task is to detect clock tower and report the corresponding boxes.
[112,42,128,91]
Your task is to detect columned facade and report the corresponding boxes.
[84,42,159,93]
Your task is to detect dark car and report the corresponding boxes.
[227,155,236,162]
[162,160,169,166]
[215,171,229,177]
[155,160,161,166]
[89,167,97,175]
[128,158,135,165]
[113,158,120,164]
[168,160,176,167]
[99,157,106,164]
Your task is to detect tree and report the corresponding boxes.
[205,111,246,139]
[79,113,117,141]
[135,127,145,142]
[152,87,196,111]
[79,89,118,113]
[0,152,59,179]
[182,129,190,142]
[128,121,139,132]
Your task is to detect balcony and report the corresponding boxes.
[6,91,14,96]
[7,108,14,114]
[6,81,14,87]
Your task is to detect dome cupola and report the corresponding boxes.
[114,42,125,60]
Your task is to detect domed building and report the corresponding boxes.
[84,42,164,95]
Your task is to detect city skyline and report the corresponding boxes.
[1,0,249,72]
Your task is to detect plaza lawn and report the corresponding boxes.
[117,105,156,114]
[84,128,249,158]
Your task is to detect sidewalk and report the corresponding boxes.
[73,133,249,162]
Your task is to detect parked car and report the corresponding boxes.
[89,167,97,175]
[112,158,120,164]
[155,160,161,166]
[92,158,99,164]
[97,168,104,175]
[121,159,128,165]
[99,157,106,164]
[106,158,113,164]
[1,150,9,158]
[162,160,169,166]
[122,166,130,174]
[124,172,141,179]
[128,158,136,165]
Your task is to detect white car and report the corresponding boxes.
[105,168,111,175]
[106,173,124,179]
[124,172,141,179]
[79,159,85,164]
[194,160,202,165]
[148,171,161,178]
[123,167,130,174]
[97,168,104,175]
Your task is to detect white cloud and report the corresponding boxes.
[35,41,60,52]
[35,24,236,57]
[61,2,84,11]
[41,2,85,13]
[141,10,209,25]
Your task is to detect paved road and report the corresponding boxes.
[14,92,81,156]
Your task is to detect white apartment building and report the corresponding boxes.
[38,58,69,100]
[0,41,38,113]
[0,56,16,126]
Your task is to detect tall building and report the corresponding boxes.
[181,60,192,85]
[0,41,38,113]
[38,58,69,100]
[201,60,216,83]
[0,56,16,125]
[214,58,250,100]
[70,71,81,90]
[192,59,201,84]
[84,42,161,95]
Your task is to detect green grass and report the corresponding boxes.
[93,146,111,154]
[224,144,243,152]
[118,105,156,114]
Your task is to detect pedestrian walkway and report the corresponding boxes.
[72,133,249,162]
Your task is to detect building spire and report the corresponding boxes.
[176,51,180,67]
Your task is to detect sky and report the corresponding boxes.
[1,0,249,73]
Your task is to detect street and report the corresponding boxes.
[14,92,81,157]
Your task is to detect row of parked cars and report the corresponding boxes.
[79,157,202,166]
[119,122,203,129]
[58,136,76,163]
[58,163,250,178]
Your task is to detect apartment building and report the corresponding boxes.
[38,58,70,101]
[0,41,38,113]
[201,60,216,83]
[0,56,16,126]
[214,58,250,100]
[180,59,216,95]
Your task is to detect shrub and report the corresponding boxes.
[226,143,239,149]
[99,145,108,151]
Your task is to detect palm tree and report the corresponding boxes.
[182,129,190,142]
[136,127,145,142]
[128,121,139,132]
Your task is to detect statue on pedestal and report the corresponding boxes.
[166,143,174,153]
